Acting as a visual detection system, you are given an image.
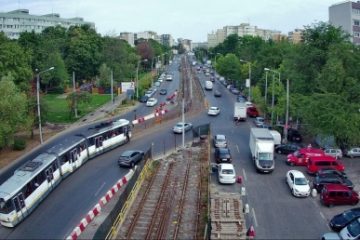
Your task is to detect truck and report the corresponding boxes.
[234,102,247,121]
[269,130,282,146]
[249,128,275,173]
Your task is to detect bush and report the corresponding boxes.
[47,87,64,94]
[13,138,26,151]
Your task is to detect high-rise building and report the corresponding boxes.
[0,9,94,39]
[119,32,135,46]
[160,34,175,47]
[329,1,360,45]
[288,28,304,43]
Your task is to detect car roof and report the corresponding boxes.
[216,134,226,139]
[121,150,138,156]
[299,148,324,155]
[288,170,305,178]
[324,184,352,191]
[309,155,338,162]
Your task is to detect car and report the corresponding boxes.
[208,106,220,116]
[344,147,360,158]
[118,150,144,168]
[172,122,192,134]
[146,97,158,107]
[154,81,161,87]
[159,89,167,95]
[287,128,302,142]
[254,117,265,127]
[245,101,253,108]
[139,95,149,103]
[215,148,232,163]
[313,173,353,192]
[321,232,342,240]
[214,90,222,97]
[307,155,345,175]
[329,208,360,232]
[237,95,246,102]
[321,184,359,207]
[317,168,348,179]
[258,123,272,130]
[230,88,240,95]
[286,147,325,166]
[247,106,259,118]
[145,89,156,98]
[275,143,300,154]
[324,148,343,159]
[166,74,173,81]
[217,163,236,184]
[338,217,360,240]
[213,134,227,148]
[286,170,311,197]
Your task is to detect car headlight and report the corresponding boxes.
[294,188,299,193]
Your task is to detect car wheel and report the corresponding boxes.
[289,162,294,166]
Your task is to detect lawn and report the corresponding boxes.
[43,94,111,123]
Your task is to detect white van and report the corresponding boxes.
[205,80,213,90]
[269,130,282,146]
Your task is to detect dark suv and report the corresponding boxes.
[215,147,232,163]
[313,174,353,192]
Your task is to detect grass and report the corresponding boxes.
[43,94,111,123]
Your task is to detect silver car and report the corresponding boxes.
[324,148,343,159]
[213,134,227,148]
[344,147,360,158]
[172,122,192,134]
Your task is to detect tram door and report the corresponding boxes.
[45,167,54,188]
[69,149,78,170]
[95,136,104,154]
[13,193,26,223]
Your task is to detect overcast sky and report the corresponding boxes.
[1,0,343,42]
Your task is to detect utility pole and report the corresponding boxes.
[182,99,185,148]
[271,74,275,126]
[264,70,268,118]
[284,78,290,144]
[72,71,78,118]
[111,70,114,103]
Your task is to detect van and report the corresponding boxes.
[307,155,345,175]
[269,130,281,146]
[205,81,213,90]
[320,184,359,207]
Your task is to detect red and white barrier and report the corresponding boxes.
[66,169,134,240]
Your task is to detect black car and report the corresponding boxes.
[215,147,232,163]
[237,95,246,102]
[288,128,302,142]
[214,90,222,97]
[118,150,144,168]
[316,168,348,179]
[159,89,167,95]
[313,174,353,192]
[139,95,149,103]
[275,144,300,154]
[329,208,360,231]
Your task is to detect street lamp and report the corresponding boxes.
[136,59,147,99]
[264,68,280,126]
[240,59,251,101]
[36,66,55,144]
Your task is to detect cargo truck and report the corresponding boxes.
[249,128,275,173]
[234,102,247,121]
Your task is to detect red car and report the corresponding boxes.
[247,106,259,118]
[321,184,359,207]
[287,147,325,166]
[307,155,345,175]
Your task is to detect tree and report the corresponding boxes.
[216,53,241,86]
[0,74,31,148]
[41,51,69,92]
[66,91,91,119]
[97,63,111,88]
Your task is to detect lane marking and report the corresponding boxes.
[242,169,247,182]
[94,182,106,197]
[236,144,240,153]
[252,208,258,227]
[319,211,326,220]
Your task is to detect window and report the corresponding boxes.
[0,199,14,214]
[354,20,360,26]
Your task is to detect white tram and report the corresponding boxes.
[0,119,131,227]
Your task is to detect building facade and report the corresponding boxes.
[288,28,304,43]
[329,1,360,45]
[160,34,175,47]
[0,9,94,39]
[207,23,281,47]
[119,32,135,46]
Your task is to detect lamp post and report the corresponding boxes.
[284,78,290,144]
[264,68,280,126]
[36,66,55,144]
[136,59,147,99]
[264,69,268,118]
[240,59,251,101]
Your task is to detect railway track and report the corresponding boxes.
[116,148,203,239]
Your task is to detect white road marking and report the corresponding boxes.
[242,169,247,182]
[319,211,326,220]
[252,208,259,227]
[94,182,106,196]
[236,144,240,153]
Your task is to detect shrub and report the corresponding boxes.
[13,137,26,151]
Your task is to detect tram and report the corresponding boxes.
[0,119,131,227]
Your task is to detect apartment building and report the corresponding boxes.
[0,9,94,39]
[160,34,175,47]
[329,1,360,45]
[119,32,135,46]
[288,28,304,43]
[207,23,281,47]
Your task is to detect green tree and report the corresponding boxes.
[97,63,111,88]
[66,91,91,119]
[41,51,69,92]
[216,53,241,86]
[0,74,31,148]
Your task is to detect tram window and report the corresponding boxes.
[45,168,54,182]
[13,193,25,211]
[59,155,67,164]
[70,149,78,161]
[0,200,13,214]
[88,137,95,146]
[95,136,103,148]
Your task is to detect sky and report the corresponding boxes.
[1,0,344,42]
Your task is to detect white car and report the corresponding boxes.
[208,106,220,116]
[172,122,192,134]
[324,148,343,159]
[286,170,311,197]
[213,134,227,148]
[166,74,173,81]
[218,163,236,184]
[146,98,158,107]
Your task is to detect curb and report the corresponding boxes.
[66,169,135,240]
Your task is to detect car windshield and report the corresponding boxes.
[343,211,357,221]
[293,151,301,157]
[258,152,272,161]
[347,219,360,237]
[295,178,307,185]
[222,169,234,175]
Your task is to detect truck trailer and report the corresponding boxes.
[249,128,275,173]
[234,102,247,121]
